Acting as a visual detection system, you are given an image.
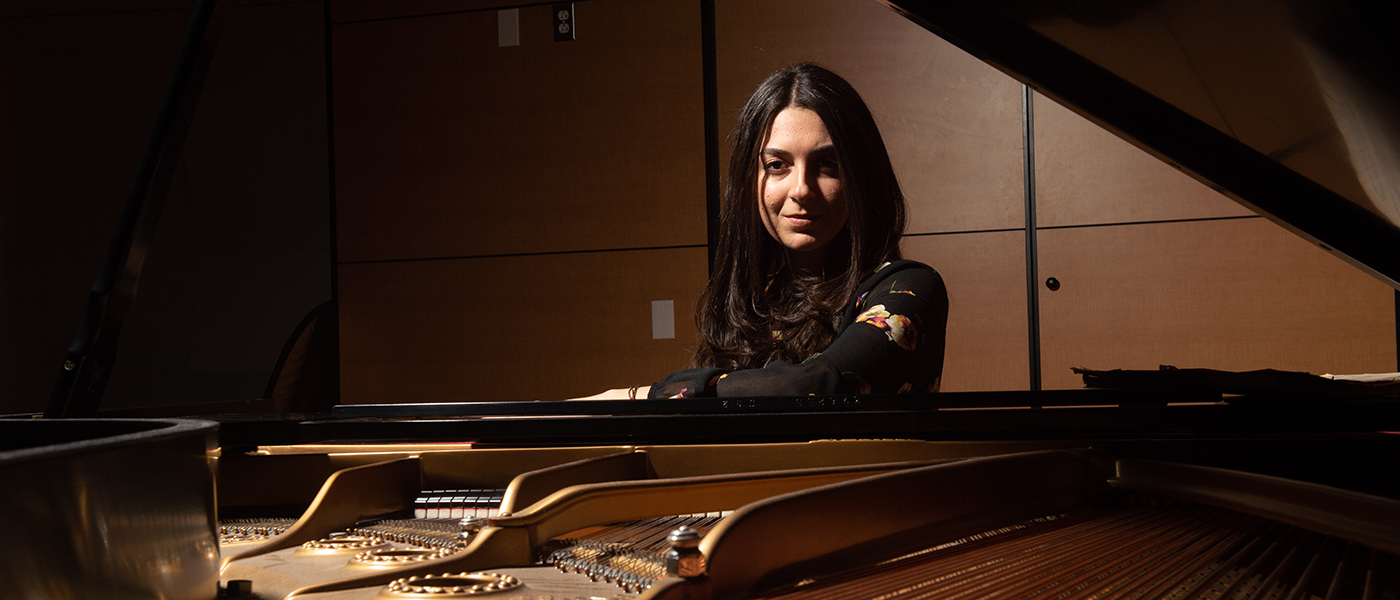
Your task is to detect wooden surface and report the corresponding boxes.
[339,247,708,403]
[1037,218,1396,390]
[0,2,332,414]
[904,232,1030,392]
[1136,0,1330,156]
[330,0,512,23]
[331,0,711,402]
[1027,0,1373,217]
[714,0,1025,235]
[105,1,332,408]
[0,0,191,17]
[1033,92,1252,228]
[332,0,706,263]
[0,8,187,414]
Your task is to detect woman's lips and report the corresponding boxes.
[785,214,817,227]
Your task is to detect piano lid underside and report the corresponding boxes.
[881,0,1400,290]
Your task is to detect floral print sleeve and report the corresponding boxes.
[649,260,948,399]
[854,304,919,351]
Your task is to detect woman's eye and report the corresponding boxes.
[820,158,840,174]
[763,160,786,171]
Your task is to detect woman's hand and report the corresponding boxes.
[566,385,650,401]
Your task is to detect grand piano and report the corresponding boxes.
[5,0,1400,598]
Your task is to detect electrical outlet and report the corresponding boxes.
[554,2,575,42]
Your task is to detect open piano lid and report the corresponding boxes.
[880,0,1400,290]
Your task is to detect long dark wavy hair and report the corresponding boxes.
[693,64,907,370]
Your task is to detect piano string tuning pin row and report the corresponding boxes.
[548,552,656,592]
[349,519,468,550]
[218,518,297,545]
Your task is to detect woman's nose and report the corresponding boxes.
[789,163,817,200]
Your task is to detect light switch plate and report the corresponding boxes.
[498,9,519,47]
[651,300,674,340]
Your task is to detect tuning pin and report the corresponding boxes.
[665,526,706,578]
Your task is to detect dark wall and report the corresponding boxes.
[0,0,331,414]
[331,0,709,403]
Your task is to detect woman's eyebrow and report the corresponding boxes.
[760,145,836,156]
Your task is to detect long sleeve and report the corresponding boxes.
[650,260,947,398]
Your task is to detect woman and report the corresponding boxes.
[590,63,947,400]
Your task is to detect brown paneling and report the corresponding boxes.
[331,0,508,23]
[1028,7,1230,136]
[1037,219,1396,390]
[333,0,705,263]
[339,247,707,403]
[0,9,190,414]
[104,1,331,409]
[714,0,1024,235]
[1153,0,1334,159]
[1271,100,1379,219]
[0,0,286,19]
[1034,92,1253,228]
[0,1,191,18]
[903,232,1029,392]
[1028,0,1376,222]
[1150,0,1373,213]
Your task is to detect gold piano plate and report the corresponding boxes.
[299,535,390,555]
[378,572,522,597]
[353,547,458,568]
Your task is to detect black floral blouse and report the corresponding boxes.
[649,260,948,398]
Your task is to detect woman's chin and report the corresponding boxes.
[783,243,833,271]
[780,233,823,250]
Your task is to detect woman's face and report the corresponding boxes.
[757,107,849,273]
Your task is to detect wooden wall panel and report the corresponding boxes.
[332,0,706,263]
[0,8,190,414]
[1028,1,1374,222]
[1027,7,1229,136]
[339,248,707,403]
[0,0,191,18]
[331,0,506,23]
[104,1,332,409]
[903,232,1030,392]
[1037,218,1396,390]
[1151,0,1332,158]
[1151,0,1373,215]
[714,0,1025,235]
[1,0,296,18]
[1033,92,1253,228]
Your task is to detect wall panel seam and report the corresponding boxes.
[904,228,1024,238]
[0,0,316,21]
[701,0,720,273]
[339,244,710,266]
[0,8,190,20]
[1037,214,1262,232]
[331,1,559,25]
[1023,85,1041,391]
